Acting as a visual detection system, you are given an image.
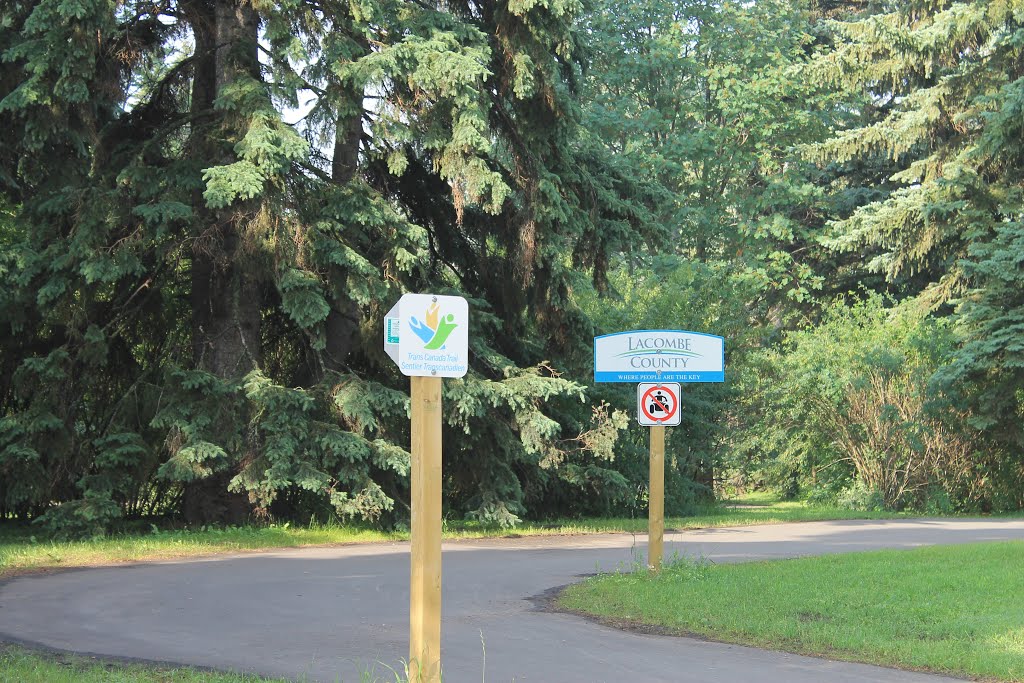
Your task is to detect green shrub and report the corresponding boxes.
[745,294,983,511]
[836,481,884,512]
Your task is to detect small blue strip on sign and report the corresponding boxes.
[385,318,400,345]
[595,371,725,383]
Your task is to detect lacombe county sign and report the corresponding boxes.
[593,330,725,383]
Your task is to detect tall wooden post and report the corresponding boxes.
[648,424,665,571]
[409,376,443,682]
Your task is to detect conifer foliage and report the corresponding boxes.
[806,0,1024,474]
[3,0,1023,531]
[0,0,643,533]
[807,0,1022,292]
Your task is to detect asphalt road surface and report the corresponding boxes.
[3,518,1024,682]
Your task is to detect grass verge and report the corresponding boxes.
[0,644,426,682]
[559,541,1024,682]
[0,644,285,683]
[0,497,928,579]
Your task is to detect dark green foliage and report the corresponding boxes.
[581,0,836,308]
[742,295,994,511]
[932,219,1024,509]
[0,0,658,534]
[2,0,1022,534]
[793,0,1024,507]
[804,1,1024,298]
[945,221,1024,449]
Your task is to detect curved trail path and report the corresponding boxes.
[3,518,1023,682]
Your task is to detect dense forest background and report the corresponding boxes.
[1,0,1021,536]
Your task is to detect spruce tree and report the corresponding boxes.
[806,0,1024,474]
[0,0,644,532]
[805,0,1022,298]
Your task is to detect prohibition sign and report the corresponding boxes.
[638,383,681,426]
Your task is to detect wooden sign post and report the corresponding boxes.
[637,383,679,571]
[384,293,469,683]
[409,376,442,681]
[648,424,665,571]
[595,331,726,573]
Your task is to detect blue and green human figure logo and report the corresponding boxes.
[409,300,459,350]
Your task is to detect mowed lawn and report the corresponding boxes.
[0,644,285,683]
[0,497,911,578]
[560,541,1024,681]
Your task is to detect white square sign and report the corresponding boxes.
[637,382,681,426]
[383,293,469,378]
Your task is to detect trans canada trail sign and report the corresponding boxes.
[383,293,469,378]
[593,330,724,383]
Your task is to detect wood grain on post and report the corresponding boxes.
[409,376,443,682]
[649,424,665,571]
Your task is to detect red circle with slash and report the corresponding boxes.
[640,385,678,423]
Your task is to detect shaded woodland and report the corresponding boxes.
[1,0,1021,535]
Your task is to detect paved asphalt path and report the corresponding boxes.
[3,519,1024,682]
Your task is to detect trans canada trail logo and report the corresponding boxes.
[409,300,459,350]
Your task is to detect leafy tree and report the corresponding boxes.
[745,296,983,511]
[580,0,835,308]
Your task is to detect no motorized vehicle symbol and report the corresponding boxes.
[637,383,681,426]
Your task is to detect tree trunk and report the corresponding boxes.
[188,0,261,379]
[182,0,261,525]
[321,38,368,373]
[331,100,362,185]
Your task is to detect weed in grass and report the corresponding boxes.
[357,659,411,683]
[660,552,712,582]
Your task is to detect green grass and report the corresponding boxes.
[0,522,403,579]
[0,501,923,579]
[559,541,1024,681]
[721,490,789,506]
[0,644,286,683]
[0,644,427,682]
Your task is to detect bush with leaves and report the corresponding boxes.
[746,295,984,511]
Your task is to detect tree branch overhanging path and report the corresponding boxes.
[3,518,1023,683]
